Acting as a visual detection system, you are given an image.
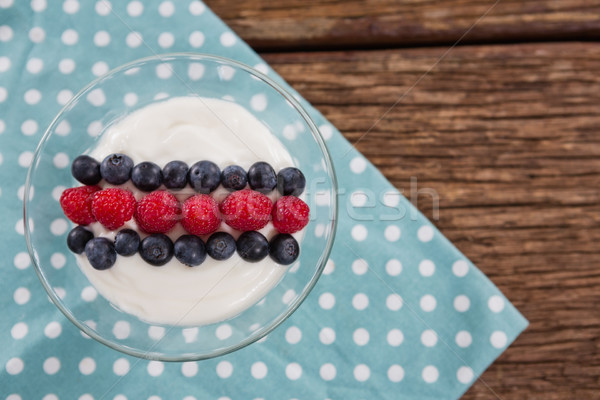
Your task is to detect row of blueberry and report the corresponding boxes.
[68,226,300,270]
[72,154,306,196]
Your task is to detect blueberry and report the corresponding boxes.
[67,226,94,254]
[85,237,117,270]
[71,155,101,185]
[100,153,134,185]
[236,231,269,262]
[131,161,163,192]
[114,229,140,256]
[277,167,306,196]
[188,160,220,193]
[174,235,207,267]
[163,160,189,190]
[206,232,236,260]
[269,234,300,265]
[221,165,248,191]
[139,234,174,266]
[248,162,277,194]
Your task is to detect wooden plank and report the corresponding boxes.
[262,42,600,399]
[205,0,600,50]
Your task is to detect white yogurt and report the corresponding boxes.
[77,96,300,326]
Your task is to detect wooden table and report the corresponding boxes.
[204,1,600,398]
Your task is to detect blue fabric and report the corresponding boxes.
[0,1,527,399]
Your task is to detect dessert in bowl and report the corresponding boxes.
[24,54,337,361]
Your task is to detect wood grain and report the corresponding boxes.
[205,0,600,50]
[262,42,600,399]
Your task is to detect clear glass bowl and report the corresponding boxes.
[24,53,337,361]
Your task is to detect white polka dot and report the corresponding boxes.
[158,1,174,17]
[454,295,470,312]
[55,120,71,135]
[351,224,368,241]
[250,93,267,111]
[92,61,109,76]
[24,89,41,105]
[215,360,232,378]
[156,63,172,79]
[216,324,232,340]
[254,63,268,74]
[14,252,30,270]
[352,293,369,310]
[490,331,508,348]
[386,294,403,311]
[0,0,14,8]
[0,25,12,42]
[31,0,46,12]
[488,295,505,313]
[457,366,474,384]
[81,320,96,339]
[147,360,164,376]
[148,326,165,340]
[57,89,73,105]
[351,258,368,275]
[387,329,404,346]
[319,292,335,309]
[53,153,69,169]
[319,363,336,380]
[384,225,401,242]
[422,365,439,383]
[421,329,438,347]
[87,121,102,137]
[323,258,335,275]
[93,30,110,47]
[29,26,45,43]
[452,260,469,277]
[63,0,79,14]
[0,57,9,73]
[187,62,204,80]
[54,287,66,299]
[189,1,205,15]
[285,362,302,380]
[158,32,174,48]
[44,321,62,338]
[251,361,267,379]
[6,396,22,400]
[220,32,236,47]
[43,357,60,375]
[386,259,402,276]
[181,361,197,377]
[455,330,472,348]
[127,1,143,16]
[61,29,78,45]
[188,31,204,48]
[79,357,96,375]
[87,88,106,107]
[6,357,24,375]
[420,294,437,312]
[95,0,111,15]
[58,58,75,74]
[14,287,30,305]
[319,124,333,140]
[123,92,138,106]
[112,321,130,339]
[153,92,169,101]
[0,86,6,102]
[11,322,28,339]
[51,252,66,269]
[50,218,68,235]
[26,58,43,74]
[350,157,367,174]
[113,358,129,376]
[182,327,198,343]
[285,326,301,344]
[126,31,143,48]
[353,364,370,382]
[0,119,5,134]
[388,364,405,382]
[15,218,25,234]
[419,259,435,277]
[281,289,296,305]
[314,224,325,238]
[43,395,58,400]
[353,328,369,346]
[319,327,336,345]
[218,65,235,81]
[350,191,368,207]
[418,225,434,242]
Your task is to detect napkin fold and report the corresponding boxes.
[0,1,527,399]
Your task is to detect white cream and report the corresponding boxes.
[77,96,301,326]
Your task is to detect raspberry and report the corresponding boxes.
[272,196,310,234]
[220,189,272,232]
[181,194,221,235]
[59,185,100,225]
[135,190,181,233]
[91,188,136,231]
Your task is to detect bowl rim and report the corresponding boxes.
[24,52,339,361]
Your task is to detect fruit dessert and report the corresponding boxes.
[59,97,310,326]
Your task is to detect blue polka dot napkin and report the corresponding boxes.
[0,1,527,399]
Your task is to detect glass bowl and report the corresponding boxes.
[24,53,337,361]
